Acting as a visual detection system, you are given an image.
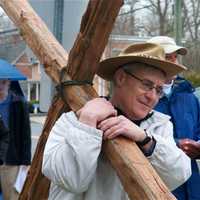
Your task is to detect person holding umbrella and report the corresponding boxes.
[0,87,9,200]
[0,59,31,200]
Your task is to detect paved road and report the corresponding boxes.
[30,115,46,159]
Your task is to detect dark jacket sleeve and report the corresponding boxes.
[20,101,31,165]
[194,96,200,141]
[0,116,9,165]
[7,96,32,165]
[175,95,200,145]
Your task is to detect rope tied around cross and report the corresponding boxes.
[56,67,93,104]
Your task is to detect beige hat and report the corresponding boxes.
[147,36,187,55]
[98,43,187,81]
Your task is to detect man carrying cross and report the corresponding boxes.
[42,43,191,200]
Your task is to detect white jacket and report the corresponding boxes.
[42,111,191,200]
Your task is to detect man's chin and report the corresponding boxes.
[139,105,151,115]
[133,111,149,120]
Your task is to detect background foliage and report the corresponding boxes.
[112,0,200,86]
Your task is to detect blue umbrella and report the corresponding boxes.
[0,59,27,80]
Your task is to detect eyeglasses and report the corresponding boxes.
[123,69,164,97]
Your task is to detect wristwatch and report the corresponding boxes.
[136,129,152,146]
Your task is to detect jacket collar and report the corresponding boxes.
[115,107,154,126]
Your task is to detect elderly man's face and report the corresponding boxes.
[0,80,10,99]
[165,52,178,84]
[113,66,165,120]
[165,52,178,63]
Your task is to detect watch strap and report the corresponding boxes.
[136,129,152,146]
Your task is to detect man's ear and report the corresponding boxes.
[114,68,127,87]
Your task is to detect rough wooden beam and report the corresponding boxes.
[103,138,176,199]
[0,0,176,200]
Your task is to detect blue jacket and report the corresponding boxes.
[155,77,200,200]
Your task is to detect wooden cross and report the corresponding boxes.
[0,0,176,200]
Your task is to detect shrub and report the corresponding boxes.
[184,71,200,88]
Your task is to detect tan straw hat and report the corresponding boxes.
[98,43,187,81]
[147,36,187,55]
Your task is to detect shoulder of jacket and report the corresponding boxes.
[140,111,172,131]
[151,110,171,122]
[10,92,24,102]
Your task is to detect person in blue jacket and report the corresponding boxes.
[148,36,200,200]
[0,59,31,200]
